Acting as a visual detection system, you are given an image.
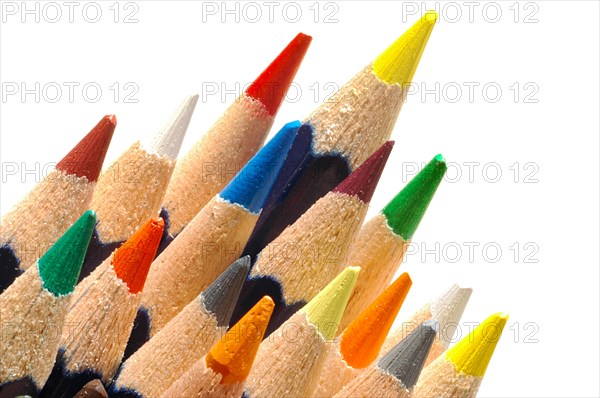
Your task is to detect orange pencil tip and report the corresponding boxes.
[112,217,164,294]
[245,32,312,116]
[206,296,275,384]
[340,273,412,368]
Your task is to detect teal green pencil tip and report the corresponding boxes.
[38,210,96,296]
[382,155,446,240]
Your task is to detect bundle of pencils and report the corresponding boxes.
[0,12,511,398]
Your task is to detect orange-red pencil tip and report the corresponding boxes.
[206,296,275,384]
[56,114,117,182]
[112,217,164,294]
[340,272,412,369]
[333,141,394,203]
[245,32,312,116]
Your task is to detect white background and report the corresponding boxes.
[1,1,599,396]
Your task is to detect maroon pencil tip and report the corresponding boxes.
[333,141,394,203]
[56,115,116,182]
[245,32,312,116]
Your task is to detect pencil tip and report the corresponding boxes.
[446,312,508,377]
[341,273,412,368]
[56,115,116,182]
[112,217,165,294]
[333,141,393,203]
[220,121,299,213]
[246,33,312,116]
[38,210,96,296]
[202,256,251,327]
[206,296,275,384]
[430,284,473,349]
[74,379,108,398]
[379,320,438,388]
[304,266,360,340]
[373,11,437,86]
[141,95,199,159]
[382,153,446,239]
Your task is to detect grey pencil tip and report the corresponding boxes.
[379,320,438,388]
[201,256,251,326]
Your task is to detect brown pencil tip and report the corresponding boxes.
[74,379,108,398]
[112,217,165,294]
[333,141,394,203]
[245,32,312,116]
[56,114,116,182]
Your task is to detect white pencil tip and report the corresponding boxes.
[142,94,199,159]
[430,284,473,348]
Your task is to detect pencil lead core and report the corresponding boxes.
[56,115,116,182]
[341,273,412,368]
[373,11,437,86]
[38,210,96,296]
[112,217,164,294]
[382,153,446,239]
[304,266,360,340]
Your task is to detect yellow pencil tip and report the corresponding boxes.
[372,11,437,86]
[446,312,508,377]
[304,266,360,341]
[206,296,275,384]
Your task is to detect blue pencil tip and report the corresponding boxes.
[220,121,300,213]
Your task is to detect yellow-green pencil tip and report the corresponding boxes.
[372,11,437,86]
[304,266,360,341]
[446,312,508,377]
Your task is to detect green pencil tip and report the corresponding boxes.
[382,154,446,240]
[304,266,360,340]
[38,210,96,296]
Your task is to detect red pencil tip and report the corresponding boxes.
[333,141,394,203]
[245,32,312,116]
[56,115,116,182]
[112,217,164,294]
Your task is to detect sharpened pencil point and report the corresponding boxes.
[112,217,164,294]
[142,95,199,160]
[382,154,446,239]
[246,33,312,116]
[379,320,438,388]
[447,312,508,377]
[56,115,116,182]
[341,273,412,368]
[220,121,299,214]
[431,284,473,349]
[304,266,360,340]
[373,11,437,86]
[202,256,251,327]
[207,296,275,384]
[333,141,393,203]
[38,210,96,296]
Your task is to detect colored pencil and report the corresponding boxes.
[40,218,164,398]
[334,320,438,398]
[381,284,473,367]
[339,154,447,331]
[242,12,438,262]
[0,116,114,292]
[414,313,508,398]
[73,380,108,398]
[161,296,274,398]
[79,95,198,281]
[123,121,297,354]
[160,33,312,248]
[312,273,412,397]
[243,266,360,398]
[0,211,95,397]
[232,141,392,334]
[111,257,250,398]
